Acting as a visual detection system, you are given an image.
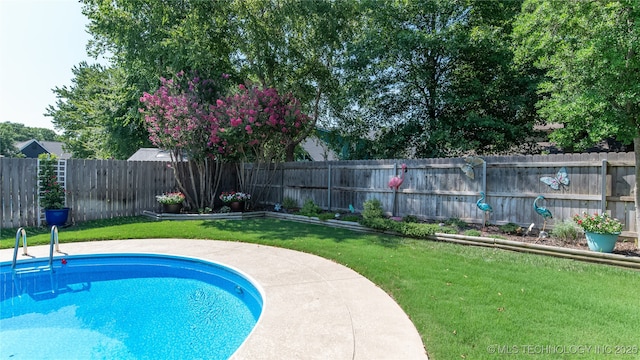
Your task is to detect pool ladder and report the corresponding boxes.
[12,226,61,270]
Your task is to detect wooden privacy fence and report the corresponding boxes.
[2,153,637,238]
[1,158,177,229]
[253,152,637,238]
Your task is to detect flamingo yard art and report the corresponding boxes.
[389,164,407,191]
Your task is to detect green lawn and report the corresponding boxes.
[2,217,639,359]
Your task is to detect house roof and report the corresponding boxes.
[16,140,72,159]
[301,136,337,161]
[127,148,174,161]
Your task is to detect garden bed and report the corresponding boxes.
[142,208,639,269]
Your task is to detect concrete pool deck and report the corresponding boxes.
[2,239,428,360]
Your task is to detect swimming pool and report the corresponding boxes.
[1,253,263,359]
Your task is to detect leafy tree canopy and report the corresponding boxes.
[0,122,60,157]
[513,0,639,152]
[46,62,151,159]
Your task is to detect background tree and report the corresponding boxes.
[228,0,359,161]
[46,62,149,159]
[70,0,236,159]
[337,0,537,158]
[0,122,60,157]
[512,0,639,241]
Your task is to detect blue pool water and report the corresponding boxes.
[1,254,263,359]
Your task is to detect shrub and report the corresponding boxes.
[402,215,420,223]
[362,198,384,219]
[499,222,523,235]
[299,199,322,217]
[318,213,335,221]
[401,223,457,238]
[552,219,582,244]
[282,197,298,210]
[359,217,401,232]
[341,215,361,222]
[464,229,482,237]
[359,217,457,237]
[445,217,467,229]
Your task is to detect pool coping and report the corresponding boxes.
[1,239,428,360]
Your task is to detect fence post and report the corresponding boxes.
[392,163,398,216]
[327,164,332,211]
[280,166,284,202]
[482,160,487,195]
[601,159,608,213]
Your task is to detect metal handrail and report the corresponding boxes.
[49,225,59,268]
[11,227,27,268]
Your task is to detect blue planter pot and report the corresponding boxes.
[45,208,70,227]
[585,232,619,253]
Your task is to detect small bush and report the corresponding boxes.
[282,197,298,209]
[362,198,384,219]
[552,219,582,244]
[402,223,457,237]
[299,199,322,217]
[359,217,457,237]
[445,217,467,229]
[341,215,360,222]
[360,217,399,231]
[402,215,420,223]
[318,212,335,221]
[464,229,482,237]
[499,222,523,235]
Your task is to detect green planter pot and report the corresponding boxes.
[585,231,619,253]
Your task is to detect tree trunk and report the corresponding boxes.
[635,137,640,247]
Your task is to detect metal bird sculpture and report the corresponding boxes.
[388,164,408,191]
[533,195,553,236]
[476,192,493,229]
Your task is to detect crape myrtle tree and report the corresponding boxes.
[140,71,229,210]
[210,83,312,204]
[140,71,312,209]
[513,0,639,242]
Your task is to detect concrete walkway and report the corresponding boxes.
[2,239,428,360]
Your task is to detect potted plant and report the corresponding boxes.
[219,191,251,212]
[156,192,186,213]
[38,154,69,226]
[572,212,623,253]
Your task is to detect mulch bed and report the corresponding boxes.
[471,224,639,258]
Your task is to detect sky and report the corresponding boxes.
[0,0,100,131]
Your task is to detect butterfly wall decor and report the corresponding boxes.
[540,167,570,190]
[459,156,484,179]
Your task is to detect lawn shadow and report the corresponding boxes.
[198,218,402,248]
